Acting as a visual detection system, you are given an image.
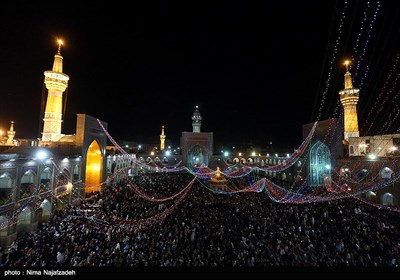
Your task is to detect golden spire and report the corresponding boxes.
[52,38,64,73]
[9,121,14,132]
[57,39,63,55]
[6,121,16,145]
[343,60,353,89]
[344,60,350,72]
[160,125,166,151]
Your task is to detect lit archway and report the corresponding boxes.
[380,167,393,179]
[73,165,80,181]
[40,199,52,217]
[17,206,32,226]
[366,191,376,200]
[20,170,35,199]
[188,144,208,167]
[381,193,394,206]
[0,173,13,205]
[40,167,52,191]
[85,140,103,193]
[309,141,331,187]
[355,168,368,180]
[111,161,117,174]
[349,145,354,155]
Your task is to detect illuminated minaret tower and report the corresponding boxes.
[6,121,16,145]
[339,60,360,142]
[42,39,70,141]
[192,105,202,133]
[160,126,166,151]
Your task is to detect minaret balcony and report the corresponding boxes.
[44,80,68,92]
[340,96,359,106]
[339,88,359,96]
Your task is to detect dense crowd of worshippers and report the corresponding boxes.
[1,172,399,267]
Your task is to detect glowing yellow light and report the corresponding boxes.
[92,165,100,171]
[85,140,102,194]
[216,167,221,178]
[66,182,73,192]
[56,39,64,55]
[344,60,351,72]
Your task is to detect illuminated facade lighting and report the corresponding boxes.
[160,126,166,151]
[339,60,360,142]
[42,39,70,141]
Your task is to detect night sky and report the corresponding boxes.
[1,1,400,150]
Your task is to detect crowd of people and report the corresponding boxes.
[1,171,400,267]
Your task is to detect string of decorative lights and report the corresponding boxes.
[82,178,195,232]
[353,0,381,85]
[316,0,348,121]
[351,1,371,73]
[363,53,400,134]
[127,179,194,202]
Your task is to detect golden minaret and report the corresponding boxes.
[6,121,16,145]
[160,125,166,151]
[42,39,70,141]
[339,60,360,142]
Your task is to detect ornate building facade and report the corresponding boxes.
[0,41,109,246]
